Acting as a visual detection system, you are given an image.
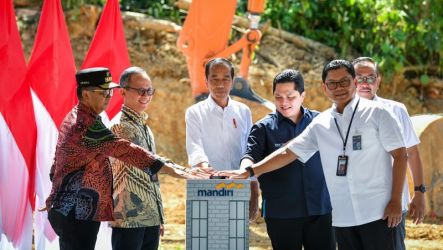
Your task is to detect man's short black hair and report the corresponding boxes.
[322,59,355,82]
[352,57,380,75]
[272,69,304,94]
[205,58,235,80]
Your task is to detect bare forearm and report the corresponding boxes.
[407,146,425,186]
[253,146,298,177]
[391,147,408,202]
[159,164,179,177]
[251,178,259,191]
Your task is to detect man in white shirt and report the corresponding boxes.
[222,60,408,250]
[185,57,258,219]
[353,57,426,250]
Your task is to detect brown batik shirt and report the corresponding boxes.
[46,102,165,221]
[110,106,164,228]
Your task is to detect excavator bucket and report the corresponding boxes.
[231,77,275,110]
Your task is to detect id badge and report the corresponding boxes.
[336,155,348,176]
[353,135,362,150]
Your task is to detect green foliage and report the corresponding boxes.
[256,0,442,82]
[63,0,441,83]
[63,0,182,24]
[119,0,182,24]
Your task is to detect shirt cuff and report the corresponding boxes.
[148,159,165,175]
[287,144,311,163]
[188,154,209,167]
[240,155,255,162]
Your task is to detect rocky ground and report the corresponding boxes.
[14,3,443,249]
[158,176,443,250]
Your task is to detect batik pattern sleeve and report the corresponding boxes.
[111,122,147,148]
[83,117,164,173]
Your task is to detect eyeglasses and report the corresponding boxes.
[325,78,351,90]
[125,86,155,96]
[356,75,377,85]
[88,88,114,98]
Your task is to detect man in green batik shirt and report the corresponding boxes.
[110,66,190,250]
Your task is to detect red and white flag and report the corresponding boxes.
[82,0,131,125]
[0,0,35,249]
[27,0,77,248]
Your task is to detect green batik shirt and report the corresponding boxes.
[110,105,164,228]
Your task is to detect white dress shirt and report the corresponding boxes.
[185,96,252,170]
[374,95,420,211]
[288,96,405,227]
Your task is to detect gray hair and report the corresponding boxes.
[119,66,149,88]
[352,57,380,76]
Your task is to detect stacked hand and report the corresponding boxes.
[217,169,249,179]
[165,163,211,179]
[192,165,215,175]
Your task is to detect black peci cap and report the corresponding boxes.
[75,67,119,89]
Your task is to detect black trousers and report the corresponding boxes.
[395,211,407,250]
[334,219,398,250]
[48,209,100,250]
[112,226,161,250]
[265,213,335,250]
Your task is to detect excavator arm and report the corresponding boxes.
[177,0,274,109]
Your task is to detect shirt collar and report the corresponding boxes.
[78,102,99,119]
[332,95,360,116]
[276,106,306,124]
[372,95,380,102]
[206,95,232,111]
[122,105,148,124]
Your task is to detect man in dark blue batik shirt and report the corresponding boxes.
[240,69,334,250]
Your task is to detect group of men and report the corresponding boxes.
[221,58,426,250]
[44,56,426,250]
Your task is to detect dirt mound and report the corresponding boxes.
[15,5,443,249]
[412,115,443,217]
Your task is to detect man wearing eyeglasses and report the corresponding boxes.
[353,57,426,250]
[45,67,205,250]
[221,60,408,250]
[110,66,187,250]
[240,69,334,249]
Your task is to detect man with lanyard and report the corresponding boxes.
[110,67,194,249]
[221,60,408,250]
[240,69,334,249]
[353,57,426,249]
[45,67,204,250]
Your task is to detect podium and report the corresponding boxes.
[186,179,250,250]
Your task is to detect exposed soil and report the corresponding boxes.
[158,176,443,250]
[14,4,443,249]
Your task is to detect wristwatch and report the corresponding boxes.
[414,184,427,193]
[245,166,255,177]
